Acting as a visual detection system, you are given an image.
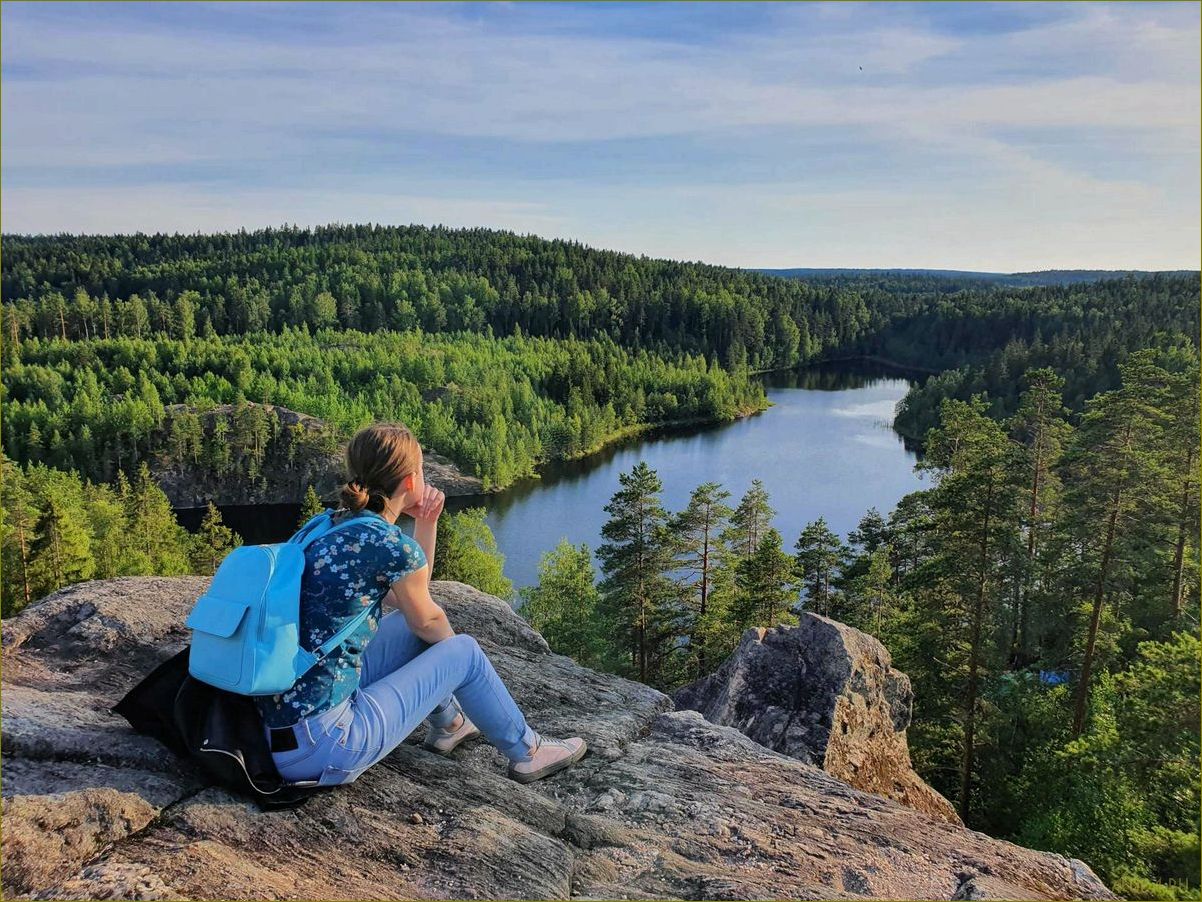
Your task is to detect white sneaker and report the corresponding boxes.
[507,735,587,784]
[423,713,481,755]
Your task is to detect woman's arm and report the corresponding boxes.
[389,482,449,643]
[412,518,437,575]
[386,564,454,644]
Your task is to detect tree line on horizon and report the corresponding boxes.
[4,226,1197,447]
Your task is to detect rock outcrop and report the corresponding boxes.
[2,577,1113,900]
[674,616,961,825]
[152,402,483,508]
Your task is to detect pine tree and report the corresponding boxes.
[1164,360,1200,622]
[724,479,775,559]
[792,516,846,617]
[1007,368,1072,663]
[596,462,687,685]
[668,481,734,678]
[1059,351,1177,737]
[169,410,204,466]
[918,395,1023,820]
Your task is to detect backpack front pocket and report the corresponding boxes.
[186,594,252,689]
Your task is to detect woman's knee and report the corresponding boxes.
[443,633,480,656]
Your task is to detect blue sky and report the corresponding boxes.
[2,1,1198,270]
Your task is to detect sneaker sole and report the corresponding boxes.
[507,740,588,784]
[424,726,481,756]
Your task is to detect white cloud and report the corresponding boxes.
[1,2,1197,268]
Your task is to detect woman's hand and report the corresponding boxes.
[402,484,445,523]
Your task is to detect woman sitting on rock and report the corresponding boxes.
[259,422,587,788]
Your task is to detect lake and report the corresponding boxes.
[178,360,928,596]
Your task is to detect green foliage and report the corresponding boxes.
[519,539,605,669]
[429,507,514,603]
[889,280,1199,441]
[190,503,241,576]
[0,224,889,372]
[2,329,766,492]
[1002,636,1201,893]
[595,461,689,685]
[1,457,198,616]
[668,481,738,679]
[876,352,1199,890]
[733,527,798,631]
[123,463,193,577]
[297,485,325,526]
[792,516,846,618]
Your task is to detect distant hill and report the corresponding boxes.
[756,267,1198,288]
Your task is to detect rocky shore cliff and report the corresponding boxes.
[152,403,483,509]
[1,577,1114,900]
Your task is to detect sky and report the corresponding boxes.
[2,1,1199,271]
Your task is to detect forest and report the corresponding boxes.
[523,348,1200,900]
[1,328,763,493]
[3,227,1196,449]
[0,225,1198,899]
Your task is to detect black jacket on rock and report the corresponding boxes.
[111,646,323,810]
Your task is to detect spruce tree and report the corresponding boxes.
[83,480,127,580]
[297,485,325,526]
[29,495,94,599]
[733,527,798,631]
[126,462,192,576]
[1,459,37,616]
[191,502,241,575]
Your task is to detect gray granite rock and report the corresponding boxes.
[1,577,1113,900]
[675,616,962,824]
[152,402,484,509]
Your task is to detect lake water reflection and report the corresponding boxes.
[445,360,927,593]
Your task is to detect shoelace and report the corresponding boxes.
[534,736,574,755]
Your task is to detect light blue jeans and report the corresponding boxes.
[266,610,539,786]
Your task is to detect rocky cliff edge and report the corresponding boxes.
[1,577,1113,900]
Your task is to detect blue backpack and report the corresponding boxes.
[185,509,378,696]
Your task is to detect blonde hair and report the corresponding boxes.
[339,422,422,514]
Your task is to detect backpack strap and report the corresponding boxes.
[291,510,382,551]
[311,604,377,663]
[292,511,395,663]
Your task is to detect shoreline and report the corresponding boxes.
[748,354,939,378]
[459,353,927,497]
[466,396,774,497]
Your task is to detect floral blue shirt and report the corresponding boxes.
[255,508,429,728]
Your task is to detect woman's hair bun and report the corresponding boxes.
[340,478,371,513]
